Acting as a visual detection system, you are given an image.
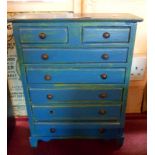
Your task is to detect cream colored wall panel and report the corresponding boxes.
[126,86,144,113]
[8,0,74,12]
[73,0,81,13]
[142,84,147,112]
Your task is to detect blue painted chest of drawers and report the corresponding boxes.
[12,13,142,147]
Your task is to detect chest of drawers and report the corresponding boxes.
[12,13,142,148]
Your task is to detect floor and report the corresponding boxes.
[8,115,147,155]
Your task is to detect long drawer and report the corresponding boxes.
[23,48,128,63]
[33,122,121,137]
[32,105,121,121]
[26,67,126,84]
[29,87,123,104]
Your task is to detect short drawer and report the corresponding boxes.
[32,105,120,121]
[33,122,121,137]
[29,87,123,103]
[26,67,125,84]
[19,27,68,43]
[82,27,130,43]
[23,48,128,63]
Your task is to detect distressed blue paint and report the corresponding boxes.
[19,27,68,43]
[23,48,128,63]
[26,68,126,84]
[33,122,121,137]
[12,14,142,147]
[29,88,123,103]
[121,23,138,125]
[29,83,125,90]
[32,105,120,121]
[14,21,137,49]
[83,27,130,43]
[26,63,129,69]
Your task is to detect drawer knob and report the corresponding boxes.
[99,93,107,99]
[102,54,109,60]
[44,75,52,81]
[47,94,53,100]
[98,109,106,115]
[42,54,49,60]
[50,128,56,133]
[39,32,46,39]
[101,74,107,79]
[103,32,110,39]
[49,110,54,114]
[99,128,105,134]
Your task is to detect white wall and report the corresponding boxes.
[7,0,81,13]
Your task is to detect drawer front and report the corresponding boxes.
[33,123,120,137]
[82,27,130,43]
[29,88,123,103]
[19,27,68,43]
[23,48,128,63]
[26,68,125,84]
[32,105,120,121]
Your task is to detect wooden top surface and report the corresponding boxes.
[8,13,143,22]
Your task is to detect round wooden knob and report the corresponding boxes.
[98,109,106,115]
[47,94,53,100]
[103,32,110,39]
[42,54,49,60]
[39,32,46,39]
[101,74,107,79]
[99,93,107,99]
[50,128,56,133]
[99,128,105,134]
[102,54,109,60]
[44,75,52,81]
